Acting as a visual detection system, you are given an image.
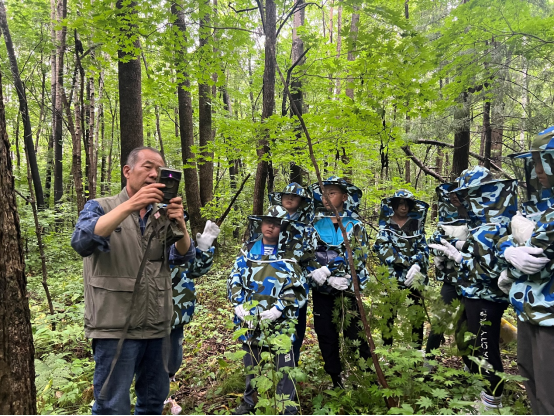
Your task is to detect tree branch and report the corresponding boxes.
[415,139,514,179]
[402,145,445,182]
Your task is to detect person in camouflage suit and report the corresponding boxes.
[430,166,518,411]
[168,220,220,381]
[268,182,315,365]
[227,205,307,415]
[496,126,554,414]
[425,183,469,359]
[306,176,372,389]
[373,190,429,349]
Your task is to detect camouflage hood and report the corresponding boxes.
[508,127,554,220]
[436,182,466,224]
[246,205,304,257]
[309,176,362,218]
[453,166,518,226]
[378,189,429,232]
[268,182,313,223]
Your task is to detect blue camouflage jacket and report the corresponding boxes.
[373,190,430,287]
[307,177,369,295]
[269,182,316,297]
[429,183,469,285]
[228,209,307,345]
[497,129,554,325]
[453,167,517,303]
[170,247,215,327]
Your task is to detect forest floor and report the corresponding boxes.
[27,246,529,415]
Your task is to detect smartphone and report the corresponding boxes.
[156,167,182,204]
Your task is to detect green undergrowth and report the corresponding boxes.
[25,229,529,415]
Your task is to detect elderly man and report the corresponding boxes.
[71,146,195,415]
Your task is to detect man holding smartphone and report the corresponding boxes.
[71,146,195,415]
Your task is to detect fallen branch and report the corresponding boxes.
[402,145,445,183]
[216,173,251,226]
[415,139,514,180]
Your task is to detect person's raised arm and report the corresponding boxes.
[94,183,165,237]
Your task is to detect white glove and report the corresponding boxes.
[504,246,550,275]
[235,304,249,321]
[497,269,514,295]
[429,239,462,263]
[309,266,331,286]
[328,276,349,291]
[455,240,465,250]
[196,220,221,251]
[434,256,446,270]
[511,211,535,245]
[404,264,420,287]
[260,306,282,322]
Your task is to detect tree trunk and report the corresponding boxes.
[252,0,276,215]
[61,62,85,213]
[482,100,491,170]
[0,0,44,207]
[117,0,143,187]
[341,7,359,178]
[53,0,67,204]
[290,0,305,185]
[0,71,37,415]
[172,2,204,236]
[491,103,503,168]
[334,6,342,96]
[451,93,470,178]
[198,0,213,206]
[88,76,97,199]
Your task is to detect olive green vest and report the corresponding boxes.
[83,188,172,339]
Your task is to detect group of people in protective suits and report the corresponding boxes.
[170,127,554,415]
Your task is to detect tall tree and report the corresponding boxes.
[117,0,143,186]
[289,0,305,185]
[0,72,37,415]
[172,1,204,236]
[0,0,44,207]
[198,0,214,206]
[54,0,67,204]
[252,0,276,215]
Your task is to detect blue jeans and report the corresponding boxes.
[168,325,184,378]
[92,338,170,415]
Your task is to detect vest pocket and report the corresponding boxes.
[151,276,172,325]
[88,276,137,330]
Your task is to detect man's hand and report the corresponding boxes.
[167,196,187,232]
[94,183,166,237]
[235,304,249,320]
[126,183,165,212]
[434,256,446,270]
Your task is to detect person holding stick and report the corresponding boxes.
[306,176,372,389]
